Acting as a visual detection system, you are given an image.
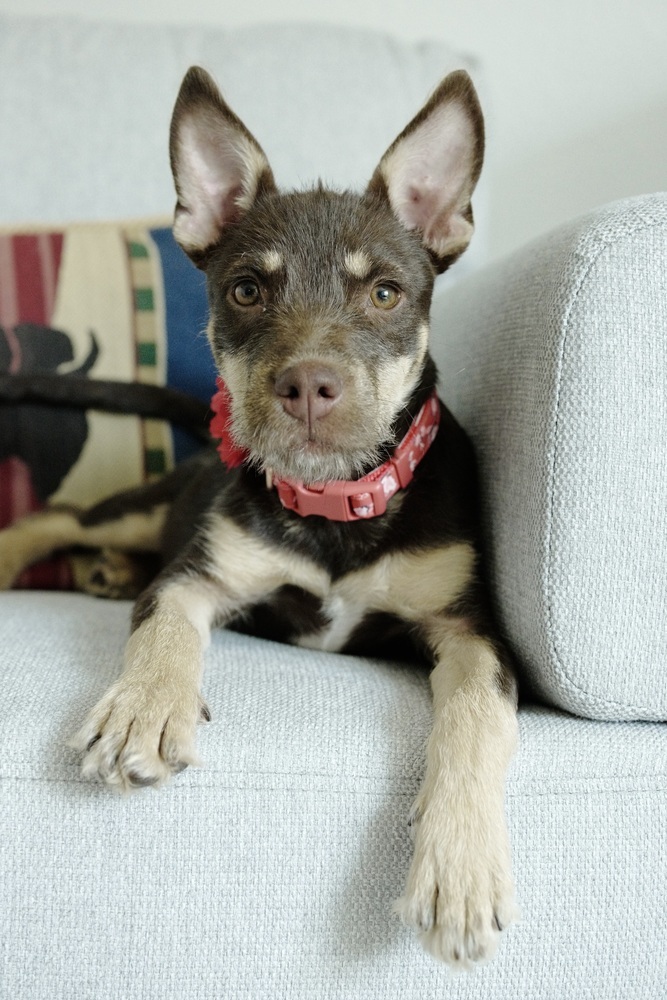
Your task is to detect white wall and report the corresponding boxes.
[1,0,665,261]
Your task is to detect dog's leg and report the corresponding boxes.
[0,455,205,590]
[70,513,329,791]
[395,624,519,967]
[0,508,80,588]
[69,570,220,791]
[0,498,169,590]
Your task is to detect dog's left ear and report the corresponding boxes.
[367,70,484,272]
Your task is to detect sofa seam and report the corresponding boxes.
[1,773,666,796]
[544,207,667,718]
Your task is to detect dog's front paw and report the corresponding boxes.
[71,548,158,600]
[70,680,209,792]
[395,794,518,968]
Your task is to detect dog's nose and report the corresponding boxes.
[274,363,343,423]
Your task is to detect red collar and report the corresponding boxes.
[210,378,440,522]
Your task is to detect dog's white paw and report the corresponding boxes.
[395,794,518,968]
[70,679,209,792]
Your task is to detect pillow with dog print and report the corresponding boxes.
[0,221,215,588]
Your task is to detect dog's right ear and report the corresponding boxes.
[169,67,276,266]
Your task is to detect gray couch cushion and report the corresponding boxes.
[1,592,666,998]
[434,194,667,721]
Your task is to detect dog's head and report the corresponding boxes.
[169,67,483,483]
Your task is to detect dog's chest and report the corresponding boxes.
[281,540,476,654]
[206,513,476,655]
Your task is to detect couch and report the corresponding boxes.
[1,14,665,999]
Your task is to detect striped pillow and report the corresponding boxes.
[0,221,214,588]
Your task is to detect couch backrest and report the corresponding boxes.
[0,15,485,270]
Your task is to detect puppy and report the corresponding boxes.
[0,66,519,966]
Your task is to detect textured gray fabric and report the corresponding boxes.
[433,194,667,722]
[1,592,666,999]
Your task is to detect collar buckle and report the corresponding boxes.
[274,476,389,521]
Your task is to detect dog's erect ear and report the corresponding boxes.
[169,67,276,265]
[367,70,484,272]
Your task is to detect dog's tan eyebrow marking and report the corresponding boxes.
[261,249,283,273]
[344,249,373,280]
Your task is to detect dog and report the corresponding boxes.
[0,66,519,967]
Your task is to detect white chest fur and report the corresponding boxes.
[295,590,368,653]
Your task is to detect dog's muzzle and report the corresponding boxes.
[271,390,440,521]
[210,379,441,522]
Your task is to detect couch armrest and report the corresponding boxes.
[431,194,667,721]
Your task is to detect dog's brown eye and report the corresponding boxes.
[232,280,261,307]
[370,284,401,310]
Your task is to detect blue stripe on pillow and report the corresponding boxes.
[150,227,215,463]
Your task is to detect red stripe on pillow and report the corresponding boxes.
[13,235,47,324]
[1,230,73,589]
